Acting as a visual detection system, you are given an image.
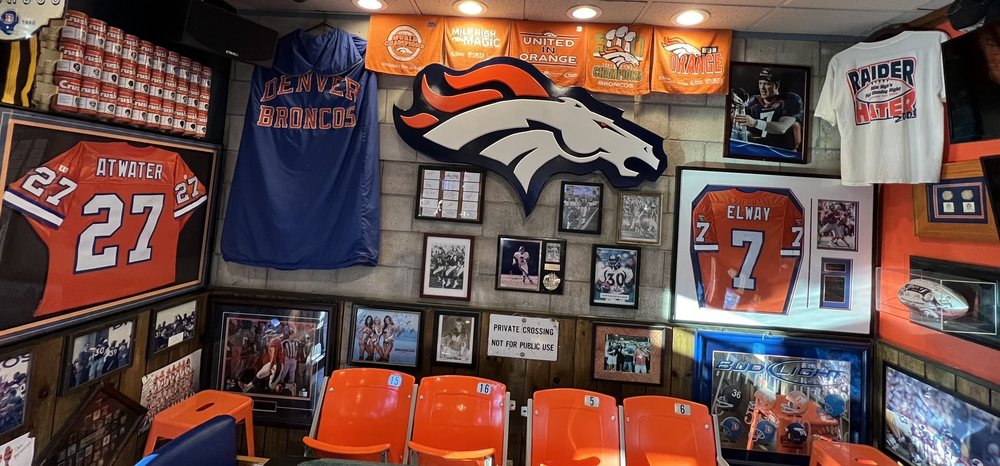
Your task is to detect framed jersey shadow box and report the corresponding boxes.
[670,165,875,335]
[0,108,219,345]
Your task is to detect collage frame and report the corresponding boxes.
[414,164,486,224]
[35,383,146,466]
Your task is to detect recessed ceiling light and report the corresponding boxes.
[455,0,486,15]
[672,9,709,26]
[353,0,386,10]
[568,5,601,20]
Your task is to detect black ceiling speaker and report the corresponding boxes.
[152,0,279,67]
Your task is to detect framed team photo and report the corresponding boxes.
[0,349,31,437]
[349,305,422,369]
[592,323,666,385]
[558,181,603,234]
[816,200,859,251]
[0,108,219,346]
[724,62,810,164]
[61,317,136,394]
[207,297,333,428]
[433,311,478,367]
[618,191,662,245]
[138,349,201,433]
[421,233,474,301]
[591,245,641,309]
[414,165,485,223]
[671,166,876,335]
[147,298,198,357]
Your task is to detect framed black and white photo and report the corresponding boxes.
[349,305,422,369]
[0,349,30,437]
[148,299,198,357]
[433,311,478,367]
[208,297,333,428]
[618,192,662,245]
[724,62,810,164]
[558,181,603,234]
[61,317,136,394]
[591,245,641,309]
[421,234,474,301]
[496,235,567,294]
[415,165,484,223]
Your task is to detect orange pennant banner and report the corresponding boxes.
[509,21,586,87]
[651,28,732,94]
[583,23,653,95]
[366,14,445,76]
[443,17,511,70]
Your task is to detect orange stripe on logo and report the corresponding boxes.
[401,113,439,129]
[421,76,502,113]
[444,64,548,98]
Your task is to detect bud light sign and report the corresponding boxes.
[714,358,846,386]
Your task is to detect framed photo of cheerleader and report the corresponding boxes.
[421,233,474,301]
[348,305,423,369]
[0,108,219,347]
[495,235,567,294]
[433,310,479,367]
[207,296,334,428]
[724,62,810,164]
[60,316,136,395]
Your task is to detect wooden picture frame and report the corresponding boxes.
[60,316,137,395]
[0,108,219,346]
[421,233,474,301]
[558,181,603,234]
[914,160,999,242]
[414,165,485,223]
[433,310,479,367]
[591,323,666,385]
[349,304,423,370]
[617,191,662,245]
[36,383,146,466]
[724,62,810,164]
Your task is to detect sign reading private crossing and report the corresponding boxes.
[486,314,559,361]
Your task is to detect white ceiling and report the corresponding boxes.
[227,0,952,37]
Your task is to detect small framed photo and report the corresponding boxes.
[724,62,810,164]
[421,234,474,301]
[433,311,479,367]
[591,245,641,308]
[415,165,485,223]
[592,323,666,385]
[816,199,859,251]
[495,236,568,294]
[349,305,422,369]
[148,299,198,357]
[61,317,136,394]
[0,349,30,436]
[617,191,662,245]
[558,181,603,234]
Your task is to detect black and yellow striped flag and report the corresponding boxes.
[0,34,38,107]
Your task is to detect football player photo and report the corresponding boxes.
[62,320,135,393]
[496,237,543,292]
[559,181,603,234]
[591,245,641,308]
[149,300,198,355]
[219,314,322,400]
[724,63,810,163]
[0,352,29,437]
[421,234,474,301]
[816,200,859,251]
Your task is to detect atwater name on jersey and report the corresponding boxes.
[3,141,205,317]
[690,186,803,314]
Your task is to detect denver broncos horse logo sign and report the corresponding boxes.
[393,57,668,215]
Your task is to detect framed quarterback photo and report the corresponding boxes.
[724,62,810,164]
[496,235,566,294]
[591,245,641,309]
[421,233,474,301]
[0,109,219,346]
[671,166,875,335]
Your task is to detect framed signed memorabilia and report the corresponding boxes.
[496,235,566,294]
[914,160,998,242]
[0,108,218,346]
[617,191,662,245]
[558,181,603,234]
[671,166,874,335]
[591,245,641,309]
[724,62,810,164]
[415,165,484,223]
[349,304,422,369]
[36,383,146,466]
[433,310,478,367]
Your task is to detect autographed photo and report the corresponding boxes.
[725,63,810,163]
[350,306,421,368]
[591,245,641,308]
[497,237,542,292]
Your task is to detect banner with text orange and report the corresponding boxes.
[443,17,511,71]
[509,21,586,87]
[366,14,444,76]
[651,28,731,94]
[583,23,653,96]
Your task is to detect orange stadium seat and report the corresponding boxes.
[525,388,622,466]
[622,396,728,466]
[302,368,417,464]
[809,440,897,466]
[408,375,510,466]
[143,390,255,457]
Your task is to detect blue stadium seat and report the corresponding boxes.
[134,415,237,466]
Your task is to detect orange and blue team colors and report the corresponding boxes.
[690,186,804,314]
[3,141,205,317]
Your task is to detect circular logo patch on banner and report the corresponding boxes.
[385,25,424,62]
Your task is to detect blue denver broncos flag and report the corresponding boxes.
[222,29,380,269]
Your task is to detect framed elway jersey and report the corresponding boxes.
[0,108,218,345]
[671,165,874,335]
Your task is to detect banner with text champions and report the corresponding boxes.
[510,21,586,87]
[443,17,511,70]
[366,14,444,76]
[651,28,732,94]
[583,23,653,95]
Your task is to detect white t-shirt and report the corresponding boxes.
[815,31,949,186]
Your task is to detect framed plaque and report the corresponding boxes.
[414,165,484,223]
[914,160,998,242]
